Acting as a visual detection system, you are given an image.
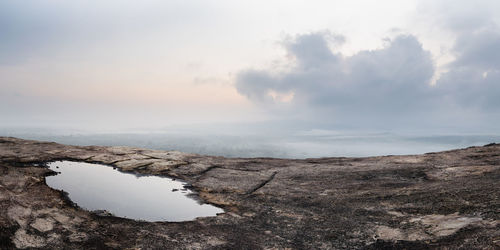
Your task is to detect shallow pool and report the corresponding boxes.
[45,161,223,222]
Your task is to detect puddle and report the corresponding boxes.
[45,161,224,222]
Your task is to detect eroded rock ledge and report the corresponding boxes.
[0,137,499,249]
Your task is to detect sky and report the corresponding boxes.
[1,0,500,133]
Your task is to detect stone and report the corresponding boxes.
[0,137,498,249]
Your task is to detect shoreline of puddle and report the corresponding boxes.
[44,160,224,222]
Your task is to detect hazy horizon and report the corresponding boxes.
[2,123,499,158]
[2,0,500,157]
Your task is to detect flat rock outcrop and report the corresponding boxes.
[0,137,499,249]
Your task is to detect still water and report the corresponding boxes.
[45,161,224,222]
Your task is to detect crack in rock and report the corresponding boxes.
[247,171,277,194]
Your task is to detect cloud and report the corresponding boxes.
[418,0,500,34]
[436,28,500,110]
[283,31,344,69]
[236,32,436,123]
[430,0,500,112]
[235,1,500,130]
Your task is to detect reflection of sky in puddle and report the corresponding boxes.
[46,161,223,222]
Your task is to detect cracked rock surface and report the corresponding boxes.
[0,136,499,249]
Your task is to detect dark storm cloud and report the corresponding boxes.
[236,33,435,120]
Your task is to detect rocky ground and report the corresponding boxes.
[0,136,499,249]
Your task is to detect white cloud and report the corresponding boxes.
[235,21,500,129]
[236,33,435,122]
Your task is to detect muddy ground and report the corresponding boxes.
[0,136,499,249]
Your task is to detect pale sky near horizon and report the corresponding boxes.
[1,0,499,132]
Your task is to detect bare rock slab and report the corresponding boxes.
[0,137,499,249]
